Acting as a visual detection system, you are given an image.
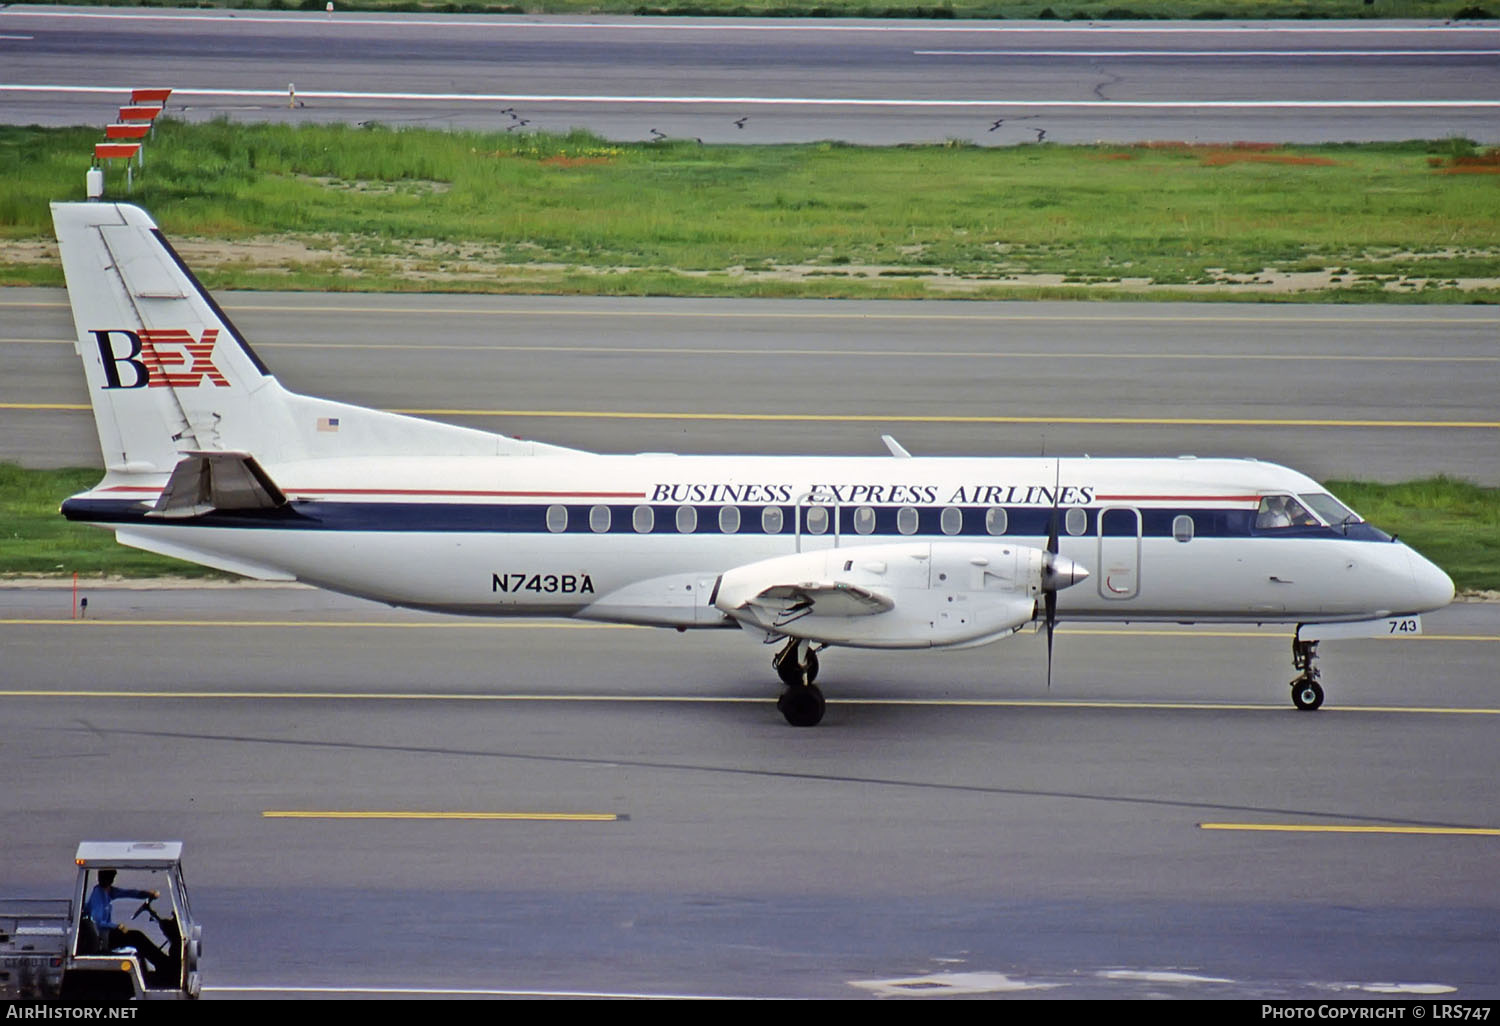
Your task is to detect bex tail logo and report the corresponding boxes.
[92,328,229,390]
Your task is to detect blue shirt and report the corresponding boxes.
[85,884,152,931]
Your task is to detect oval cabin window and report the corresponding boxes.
[985,507,1008,536]
[805,505,829,535]
[1173,514,1195,543]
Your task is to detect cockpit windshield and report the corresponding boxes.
[1298,492,1364,528]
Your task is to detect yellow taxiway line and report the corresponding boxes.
[1,691,1495,715]
[262,810,618,822]
[2,619,1494,644]
[397,408,1500,430]
[1200,823,1500,837]
[0,618,642,629]
[3,401,1498,431]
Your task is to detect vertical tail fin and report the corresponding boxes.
[52,201,276,473]
[52,202,568,471]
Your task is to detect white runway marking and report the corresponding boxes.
[2,84,1495,110]
[851,971,1060,996]
[3,10,1499,35]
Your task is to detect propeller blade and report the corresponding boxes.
[1045,456,1061,688]
[1045,589,1057,690]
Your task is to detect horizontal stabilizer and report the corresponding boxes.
[150,452,287,519]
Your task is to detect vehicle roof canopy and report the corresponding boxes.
[74,842,183,869]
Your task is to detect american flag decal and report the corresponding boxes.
[317,417,340,432]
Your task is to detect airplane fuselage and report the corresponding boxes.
[65,452,1454,636]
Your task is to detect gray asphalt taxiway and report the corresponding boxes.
[1,584,1496,999]
[2,284,1497,997]
[2,9,1497,144]
[4,289,1498,483]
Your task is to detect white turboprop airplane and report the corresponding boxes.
[51,202,1455,725]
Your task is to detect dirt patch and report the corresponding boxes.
[539,156,614,168]
[5,235,1497,296]
[297,175,451,195]
[1198,152,1339,167]
[1429,148,1500,174]
[1131,141,1339,167]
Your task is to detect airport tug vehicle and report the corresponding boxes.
[0,842,201,1001]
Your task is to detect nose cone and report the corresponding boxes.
[1043,553,1090,592]
[1405,547,1455,613]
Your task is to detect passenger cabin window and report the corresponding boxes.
[1173,515,1195,543]
[853,506,876,535]
[546,504,568,533]
[676,505,698,534]
[762,506,784,534]
[985,507,1008,536]
[940,506,963,536]
[1065,507,1087,536]
[897,506,919,535]
[632,505,654,534]
[1256,495,1319,530]
[719,505,741,534]
[805,505,829,535]
[589,505,612,533]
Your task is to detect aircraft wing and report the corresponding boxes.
[712,541,1058,648]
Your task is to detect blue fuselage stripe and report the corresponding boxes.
[61,499,1392,542]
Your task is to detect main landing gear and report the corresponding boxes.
[772,637,824,727]
[1289,628,1324,711]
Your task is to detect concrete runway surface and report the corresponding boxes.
[1,9,1497,143]
[1,583,1497,998]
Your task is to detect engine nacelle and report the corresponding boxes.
[713,540,1086,649]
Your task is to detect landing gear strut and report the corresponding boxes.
[1289,628,1324,711]
[772,638,824,727]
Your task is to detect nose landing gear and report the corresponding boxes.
[772,638,825,726]
[1289,630,1324,711]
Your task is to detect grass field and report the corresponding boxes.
[4,465,1496,591]
[3,0,1492,21]
[3,123,1497,302]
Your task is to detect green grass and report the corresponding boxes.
[0,464,222,578]
[5,464,1497,590]
[2,0,1492,21]
[3,124,1498,301]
